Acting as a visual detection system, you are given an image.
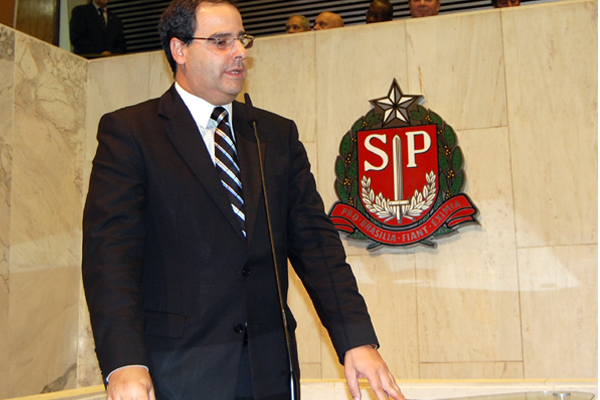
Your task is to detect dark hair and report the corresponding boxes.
[158,0,236,73]
[376,0,394,20]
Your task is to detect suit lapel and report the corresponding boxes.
[158,86,245,240]
[233,101,267,246]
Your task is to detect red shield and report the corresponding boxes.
[357,125,439,227]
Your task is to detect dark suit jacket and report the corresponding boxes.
[70,3,126,57]
[83,85,378,400]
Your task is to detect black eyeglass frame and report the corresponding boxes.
[185,34,254,50]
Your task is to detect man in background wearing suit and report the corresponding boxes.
[82,1,405,399]
[70,0,126,57]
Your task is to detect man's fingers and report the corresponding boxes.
[383,381,405,400]
[345,368,362,400]
[365,367,406,400]
[367,374,388,400]
[380,371,405,400]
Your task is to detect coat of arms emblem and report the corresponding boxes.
[328,80,478,249]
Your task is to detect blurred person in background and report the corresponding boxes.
[285,15,311,33]
[313,11,344,30]
[409,0,441,18]
[70,0,126,57]
[366,0,394,23]
[492,0,520,8]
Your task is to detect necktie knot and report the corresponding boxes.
[211,106,228,127]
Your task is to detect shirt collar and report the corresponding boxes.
[174,82,233,129]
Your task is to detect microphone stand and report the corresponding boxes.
[244,93,300,400]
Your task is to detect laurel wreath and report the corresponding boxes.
[333,103,465,239]
[361,171,437,223]
[409,105,465,236]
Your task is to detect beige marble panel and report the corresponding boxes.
[11,33,86,268]
[502,0,598,247]
[0,26,14,146]
[146,50,173,100]
[0,26,14,400]
[0,144,10,398]
[405,10,507,131]
[243,32,317,145]
[0,272,7,398]
[86,53,153,162]
[314,22,409,210]
[518,244,598,378]
[0,372,7,399]
[416,127,522,363]
[298,363,322,379]
[420,361,524,379]
[0,142,10,276]
[321,252,420,380]
[8,267,80,397]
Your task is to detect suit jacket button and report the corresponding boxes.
[242,268,250,277]
[233,324,244,333]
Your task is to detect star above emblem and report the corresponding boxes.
[370,79,423,127]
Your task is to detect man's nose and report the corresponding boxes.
[231,39,247,59]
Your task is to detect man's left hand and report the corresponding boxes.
[344,344,406,400]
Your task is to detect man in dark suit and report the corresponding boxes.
[70,0,126,57]
[82,1,405,399]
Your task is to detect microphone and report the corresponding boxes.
[244,93,300,400]
[244,93,257,127]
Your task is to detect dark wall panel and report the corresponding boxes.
[0,0,16,27]
[15,0,60,45]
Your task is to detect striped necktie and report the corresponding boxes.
[211,107,246,236]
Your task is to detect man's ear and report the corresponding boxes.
[170,37,187,65]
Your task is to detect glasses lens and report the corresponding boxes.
[242,35,254,49]
[214,37,229,50]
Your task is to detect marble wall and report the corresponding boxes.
[246,0,598,382]
[0,0,596,397]
[0,24,88,398]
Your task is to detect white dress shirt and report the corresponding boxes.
[174,82,236,165]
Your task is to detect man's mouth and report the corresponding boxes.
[227,68,244,76]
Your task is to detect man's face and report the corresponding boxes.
[172,3,247,105]
[409,0,441,18]
[366,2,392,23]
[286,16,307,33]
[313,13,342,30]
[93,0,109,8]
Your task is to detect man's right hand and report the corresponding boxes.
[107,366,156,400]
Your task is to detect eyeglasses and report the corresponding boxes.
[187,34,254,50]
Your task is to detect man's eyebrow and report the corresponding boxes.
[211,31,247,38]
